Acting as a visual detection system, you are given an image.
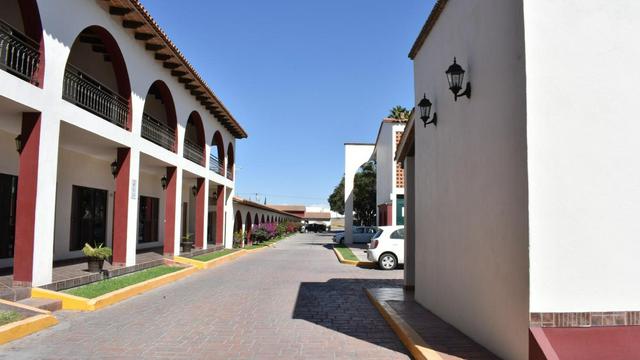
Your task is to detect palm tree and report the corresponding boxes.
[388,106,410,120]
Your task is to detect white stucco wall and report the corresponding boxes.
[411,1,529,358]
[0,0,240,285]
[344,144,374,244]
[523,0,640,312]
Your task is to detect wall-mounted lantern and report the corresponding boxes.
[161,176,168,190]
[110,161,118,178]
[418,94,437,127]
[191,185,197,197]
[445,57,471,101]
[14,135,22,153]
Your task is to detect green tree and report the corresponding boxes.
[353,162,376,226]
[328,177,345,214]
[327,162,377,225]
[388,105,410,120]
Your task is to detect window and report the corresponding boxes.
[354,227,364,234]
[390,229,405,239]
[138,196,159,243]
[0,174,18,258]
[70,185,108,251]
[366,227,376,234]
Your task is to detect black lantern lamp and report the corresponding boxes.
[445,57,471,101]
[418,94,437,127]
[110,161,118,178]
[191,185,197,197]
[14,135,22,153]
[161,176,168,190]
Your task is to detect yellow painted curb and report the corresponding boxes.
[174,250,247,270]
[365,289,443,360]
[0,313,58,345]
[332,246,376,268]
[32,265,197,311]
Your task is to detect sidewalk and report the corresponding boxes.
[347,244,370,262]
[367,288,499,360]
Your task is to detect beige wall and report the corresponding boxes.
[412,1,529,358]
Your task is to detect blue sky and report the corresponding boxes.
[143,0,435,207]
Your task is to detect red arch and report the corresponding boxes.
[67,26,132,130]
[17,0,44,86]
[211,131,225,172]
[245,212,253,245]
[144,80,177,152]
[227,142,234,179]
[185,111,206,164]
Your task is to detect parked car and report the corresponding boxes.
[367,226,404,270]
[332,226,377,244]
[305,223,327,233]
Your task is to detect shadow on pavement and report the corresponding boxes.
[292,278,408,354]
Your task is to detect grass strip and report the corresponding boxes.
[0,311,24,326]
[192,249,236,262]
[334,244,359,262]
[64,265,183,299]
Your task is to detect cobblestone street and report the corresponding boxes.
[0,233,409,360]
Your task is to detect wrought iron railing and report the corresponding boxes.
[0,20,40,85]
[63,64,129,129]
[209,154,223,175]
[226,165,233,180]
[141,113,175,151]
[183,139,204,165]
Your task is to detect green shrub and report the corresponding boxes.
[82,243,112,260]
[251,228,270,243]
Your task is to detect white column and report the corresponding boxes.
[172,167,183,256]
[125,149,140,266]
[224,187,234,248]
[404,155,415,289]
[31,114,60,286]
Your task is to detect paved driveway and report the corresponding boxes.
[0,233,409,360]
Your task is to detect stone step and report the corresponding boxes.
[0,287,31,302]
[17,297,62,312]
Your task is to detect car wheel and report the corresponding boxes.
[379,253,397,270]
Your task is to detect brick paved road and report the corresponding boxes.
[0,233,409,360]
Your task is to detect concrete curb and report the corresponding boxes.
[32,265,197,311]
[0,299,58,345]
[365,289,443,360]
[332,246,376,268]
[174,250,247,269]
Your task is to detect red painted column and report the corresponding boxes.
[13,113,41,286]
[112,148,130,267]
[163,167,177,256]
[216,185,224,246]
[195,178,205,249]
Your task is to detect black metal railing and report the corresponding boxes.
[0,20,40,84]
[209,154,223,175]
[63,64,129,129]
[141,113,175,151]
[183,139,204,165]
[226,165,233,180]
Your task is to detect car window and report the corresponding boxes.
[390,229,405,239]
[354,227,364,234]
[372,229,383,238]
[366,228,376,234]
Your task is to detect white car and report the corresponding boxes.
[333,226,377,244]
[367,226,405,270]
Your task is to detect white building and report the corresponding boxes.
[398,0,640,358]
[231,198,303,246]
[343,119,406,243]
[0,0,247,287]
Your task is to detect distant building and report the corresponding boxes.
[269,205,332,229]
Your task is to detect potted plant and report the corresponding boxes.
[82,242,112,273]
[181,233,194,253]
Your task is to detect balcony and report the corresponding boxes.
[183,139,204,165]
[141,113,176,152]
[0,20,40,85]
[226,165,233,180]
[62,64,129,129]
[209,154,223,175]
